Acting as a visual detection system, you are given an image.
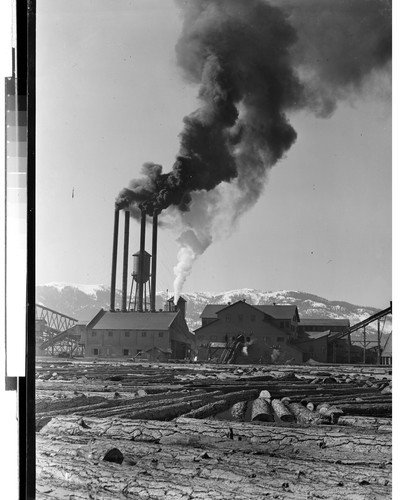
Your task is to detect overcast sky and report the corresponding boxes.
[36,0,391,308]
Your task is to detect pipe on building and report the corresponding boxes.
[150,210,158,312]
[138,210,146,311]
[122,210,130,312]
[110,208,120,311]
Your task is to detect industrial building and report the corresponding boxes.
[293,331,330,363]
[194,302,363,365]
[195,300,304,364]
[297,319,349,335]
[85,299,193,360]
[297,318,351,363]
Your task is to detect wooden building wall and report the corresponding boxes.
[85,328,170,358]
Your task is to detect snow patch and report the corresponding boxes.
[40,283,108,296]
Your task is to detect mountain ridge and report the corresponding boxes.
[36,283,392,342]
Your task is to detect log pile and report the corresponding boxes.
[36,360,392,499]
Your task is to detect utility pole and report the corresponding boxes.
[363,326,366,364]
[347,332,351,364]
[377,318,381,365]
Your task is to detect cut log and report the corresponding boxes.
[39,415,392,458]
[231,400,248,421]
[271,399,295,422]
[181,390,257,419]
[36,380,185,393]
[300,394,391,405]
[36,433,391,500]
[70,390,212,418]
[287,402,325,425]
[251,398,274,422]
[36,390,217,424]
[36,395,107,413]
[338,416,392,430]
[337,403,392,417]
[258,390,271,400]
[316,403,344,424]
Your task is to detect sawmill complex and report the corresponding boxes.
[35,206,393,500]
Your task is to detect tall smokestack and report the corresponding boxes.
[150,210,158,312]
[122,211,130,312]
[138,210,146,312]
[110,208,120,312]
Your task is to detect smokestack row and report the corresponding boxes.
[110,208,158,312]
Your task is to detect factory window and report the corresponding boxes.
[92,332,97,337]
[93,348,99,356]
[123,349,129,356]
[263,337,272,344]
[250,315,256,322]
[277,337,284,342]
[279,321,284,329]
[142,331,147,337]
[210,335,217,341]
[238,314,243,322]
[158,331,164,338]
[226,315,231,322]
[108,331,113,337]
[125,331,130,337]
[136,349,142,355]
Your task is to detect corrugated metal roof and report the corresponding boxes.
[89,311,178,330]
[200,303,298,320]
[300,319,350,326]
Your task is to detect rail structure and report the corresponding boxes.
[330,303,392,364]
[36,304,82,357]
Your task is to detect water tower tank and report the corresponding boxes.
[132,250,151,284]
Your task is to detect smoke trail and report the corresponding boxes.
[274,0,392,116]
[116,0,391,299]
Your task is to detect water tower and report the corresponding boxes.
[129,249,151,311]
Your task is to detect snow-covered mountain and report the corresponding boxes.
[36,283,392,343]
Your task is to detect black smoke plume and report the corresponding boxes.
[116,0,391,297]
[116,0,303,215]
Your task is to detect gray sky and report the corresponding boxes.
[36,0,391,308]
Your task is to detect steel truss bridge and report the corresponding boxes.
[36,304,83,357]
